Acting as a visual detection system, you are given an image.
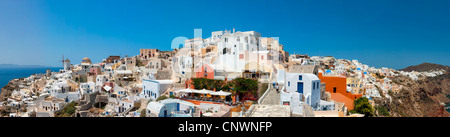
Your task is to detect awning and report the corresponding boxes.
[193,89,213,94]
[210,90,232,96]
[104,85,112,92]
[177,88,194,93]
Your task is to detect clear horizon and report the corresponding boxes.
[0,0,449,69]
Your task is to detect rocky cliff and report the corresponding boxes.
[0,82,17,102]
[374,71,450,117]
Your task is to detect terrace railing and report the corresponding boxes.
[257,83,271,105]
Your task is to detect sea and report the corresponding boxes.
[446,103,450,113]
[0,67,62,93]
[447,95,450,113]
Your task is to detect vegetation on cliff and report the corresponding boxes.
[350,97,374,117]
[55,101,78,117]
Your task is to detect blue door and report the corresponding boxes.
[297,82,303,94]
[177,103,180,111]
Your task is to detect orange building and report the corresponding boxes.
[318,73,362,110]
[195,64,215,79]
[185,79,195,89]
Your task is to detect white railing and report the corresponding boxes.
[257,84,271,104]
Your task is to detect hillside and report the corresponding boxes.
[400,63,449,72]
[374,72,450,117]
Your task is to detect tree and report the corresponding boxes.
[231,78,258,96]
[375,105,390,117]
[221,82,232,92]
[192,78,203,89]
[351,97,374,117]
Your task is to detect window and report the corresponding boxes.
[299,75,302,80]
[313,82,315,89]
[288,81,290,86]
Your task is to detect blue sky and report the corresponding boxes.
[0,0,449,69]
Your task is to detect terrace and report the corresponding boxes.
[174,88,233,105]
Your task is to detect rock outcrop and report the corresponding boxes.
[374,72,450,117]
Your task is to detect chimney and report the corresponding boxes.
[233,28,235,33]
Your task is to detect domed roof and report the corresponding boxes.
[82,57,92,64]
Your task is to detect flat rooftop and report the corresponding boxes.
[249,105,291,117]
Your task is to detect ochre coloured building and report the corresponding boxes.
[318,73,362,110]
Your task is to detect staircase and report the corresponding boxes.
[119,106,134,117]
[259,84,281,105]
[136,99,149,114]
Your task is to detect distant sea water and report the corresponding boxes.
[446,103,450,113]
[0,67,62,93]
[447,95,450,113]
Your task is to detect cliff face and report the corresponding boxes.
[375,72,450,117]
[0,82,17,102]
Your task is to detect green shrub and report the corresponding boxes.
[55,101,78,117]
[352,97,374,117]
[375,105,390,117]
[156,96,168,101]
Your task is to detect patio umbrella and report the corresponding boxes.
[178,88,194,93]
[194,89,212,94]
[210,90,231,96]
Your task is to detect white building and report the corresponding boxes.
[283,73,321,108]
[214,30,261,73]
[140,79,174,100]
[115,99,134,113]
[42,99,65,112]
[145,99,196,117]
[95,75,108,86]
[64,59,71,71]
[80,82,95,94]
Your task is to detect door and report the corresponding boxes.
[297,82,303,94]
